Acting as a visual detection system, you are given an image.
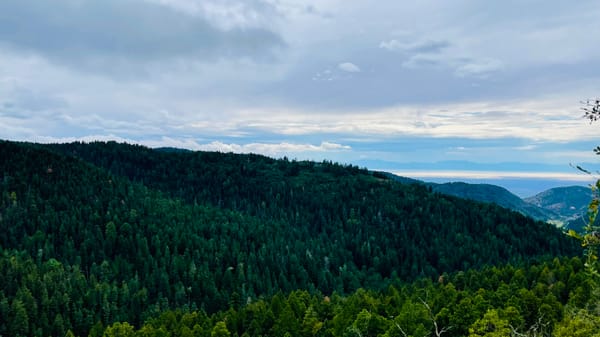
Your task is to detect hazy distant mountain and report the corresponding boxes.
[429,182,557,221]
[356,159,600,173]
[525,186,593,231]
[524,186,592,220]
[385,173,593,227]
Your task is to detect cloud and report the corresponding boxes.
[0,86,68,118]
[513,145,538,151]
[145,0,281,29]
[380,37,451,69]
[312,69,334,81]
[338,62,361,73]
[0,0,284,72]
[400,53,503,79]
[196,141,351,155]
[312,62,360,81]
[23,135,352,157]
[2,0,600,173]
[378,35,504,79]
[401,54,445,69]
[379,39,450,54]
[455,58,504,78]
[210,97,598,143]
[379,39,403,51]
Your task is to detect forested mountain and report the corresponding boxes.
[385,173,591,227]
[427,182,556,221]
[0,140,582,336]
[525,186,591,218]
[525,186,593,232]
[99,257,600,337]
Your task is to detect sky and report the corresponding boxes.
[1,0,600,195]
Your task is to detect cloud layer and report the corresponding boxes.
[0,0,284,68]
[1,0,600,177]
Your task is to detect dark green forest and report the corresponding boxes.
[0,140,594,337]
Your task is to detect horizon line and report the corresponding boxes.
[388,170,597,182]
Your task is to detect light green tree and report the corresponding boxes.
[301,305,323,337]
[554,309,600,337]
[573,98,600,277]
[468,309,510,337]
[211,321,231,337]
[344,309,388,337]
[102,322,135,337]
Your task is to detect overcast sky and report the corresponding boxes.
[1,0,600,187]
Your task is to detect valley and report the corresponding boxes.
[387,176,593,231]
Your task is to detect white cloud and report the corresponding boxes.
[148,0,281,30]
[401,54,444,69]
[379,39,403,51]
[379,35,503,79]
[23,135,352,157]
[513,145,538,151]
[223,97,598,142]
[394,44,503,79]
[338,62,361,73]
[455,58,504,78]
[196,141,351,155]
[2,0,600,171]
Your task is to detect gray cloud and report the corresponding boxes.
[379,38,451,54]
[0,0,284,72]
[378,36,503,79]
[402,54,444,69]
[0,86,68,119]
[1,0,600,173]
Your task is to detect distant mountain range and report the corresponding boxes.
[429,182,556,221]
[384,172,592,231]
[357,159,600,173]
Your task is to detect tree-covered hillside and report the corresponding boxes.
[0,140,581,336]
[46,140,577,265]
[99,257,600,337]
[428,182,555,221]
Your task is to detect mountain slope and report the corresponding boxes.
[429,182,557,221]
[0,140,580,336]
[524,186,592,220]
[383,173,558,221]
[42,141,580,272]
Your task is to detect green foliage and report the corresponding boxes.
[554,309,600,337]
[468,309,510,337]
[572,98,600,277]
[211,321,230,337]
[95,257,594,337]
[102,322,135,337]
[9,299,29,337]
[0,140,583,336]
[582,179,600,277]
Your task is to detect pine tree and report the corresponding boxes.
[211,321,231,337]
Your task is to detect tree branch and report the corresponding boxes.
[417,297,451,337]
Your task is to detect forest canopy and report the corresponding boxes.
[0,140,585,336]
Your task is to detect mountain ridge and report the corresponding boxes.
[383,172,591,228]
